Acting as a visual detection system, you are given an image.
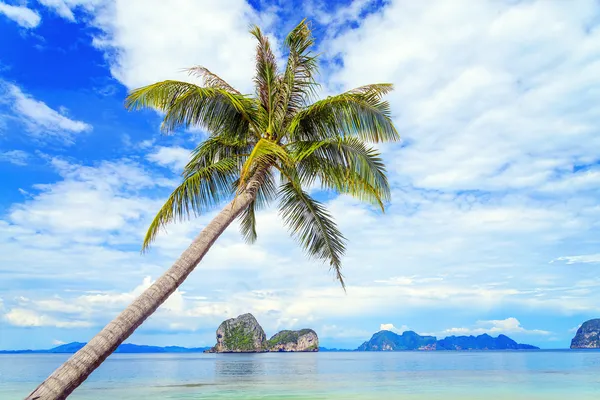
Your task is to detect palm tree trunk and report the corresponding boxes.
[26,176,263,400]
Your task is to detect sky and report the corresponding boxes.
[0,0,599,351]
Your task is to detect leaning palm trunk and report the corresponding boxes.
[26,179,261,400]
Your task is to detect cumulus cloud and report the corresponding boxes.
[1,83,91,143]
[35,0,270,91]
[7,157,173,236]
[443,318,551,336]
[146,146,192,172]
[326,0,600,193]
[0,1,41,28]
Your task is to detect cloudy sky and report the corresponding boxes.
[0,0,599,350]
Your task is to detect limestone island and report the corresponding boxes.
[571,318,600,349]
[205,313,319,353]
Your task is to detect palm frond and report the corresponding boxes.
[237,170,277,243]
[278,181,347,289]
[273,19,319,137]
[125,80,257,139]
[238,202,258,244]
[186,66,241,94]
[184,135,250,176]
[142,157,239,250]
[289,137,390,210]
[288,84,399,143]
[250,25,278,137]
[238,138,291,191]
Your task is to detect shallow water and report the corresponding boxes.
[1,351,600,399]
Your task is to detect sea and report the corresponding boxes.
[1,351,599,399]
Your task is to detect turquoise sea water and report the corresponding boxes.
[1,351,600,399]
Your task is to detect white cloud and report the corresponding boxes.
[551,254,600,265]
[37,0,76,21]
[7,158,172,236]
[2,83,91,143]
[146,146,192,172]
[36,0,270,92]
[443,318,551,336]
[0,150,29,166]
[4,308,92,328]
[326,0,600,193]
[375,276,445,286]
[310,0,376,28]
[3,275,230,332]
[379,323,410,334]
[0,1,41,28]
[52,339,66,345]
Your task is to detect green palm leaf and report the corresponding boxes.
[273,19,319,138]
[237,170,277,244]
[292,137,390,210]
[184,135,250,176]
[278,181,347,289]
[288,84,399,143]
[143,157,239,250]
[238,138,291,190]
[125,80,257,140]
[250,25,278,137]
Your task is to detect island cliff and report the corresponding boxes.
[206,313,319,353]
[268,329,319,352]
[208,313,267,353]
[571,319,600,349]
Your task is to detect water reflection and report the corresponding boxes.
[214,354,266,381]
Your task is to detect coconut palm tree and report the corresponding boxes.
[27,20,399,400]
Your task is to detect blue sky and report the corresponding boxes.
[0,0,599,351]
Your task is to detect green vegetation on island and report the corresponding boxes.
[207,313,319,353]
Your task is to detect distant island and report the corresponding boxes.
[571,318,600,349]
[357,330,538,351]
[0,342,210,354]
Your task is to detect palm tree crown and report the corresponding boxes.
[126,19,399,289]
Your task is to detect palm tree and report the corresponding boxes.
[27,20,399,400]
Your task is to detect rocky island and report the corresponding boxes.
[357,330,538,351]
[570,318,600,349]
[205,313,319,353]
[268,329,319,352]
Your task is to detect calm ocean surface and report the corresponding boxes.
[1,351,600,399]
